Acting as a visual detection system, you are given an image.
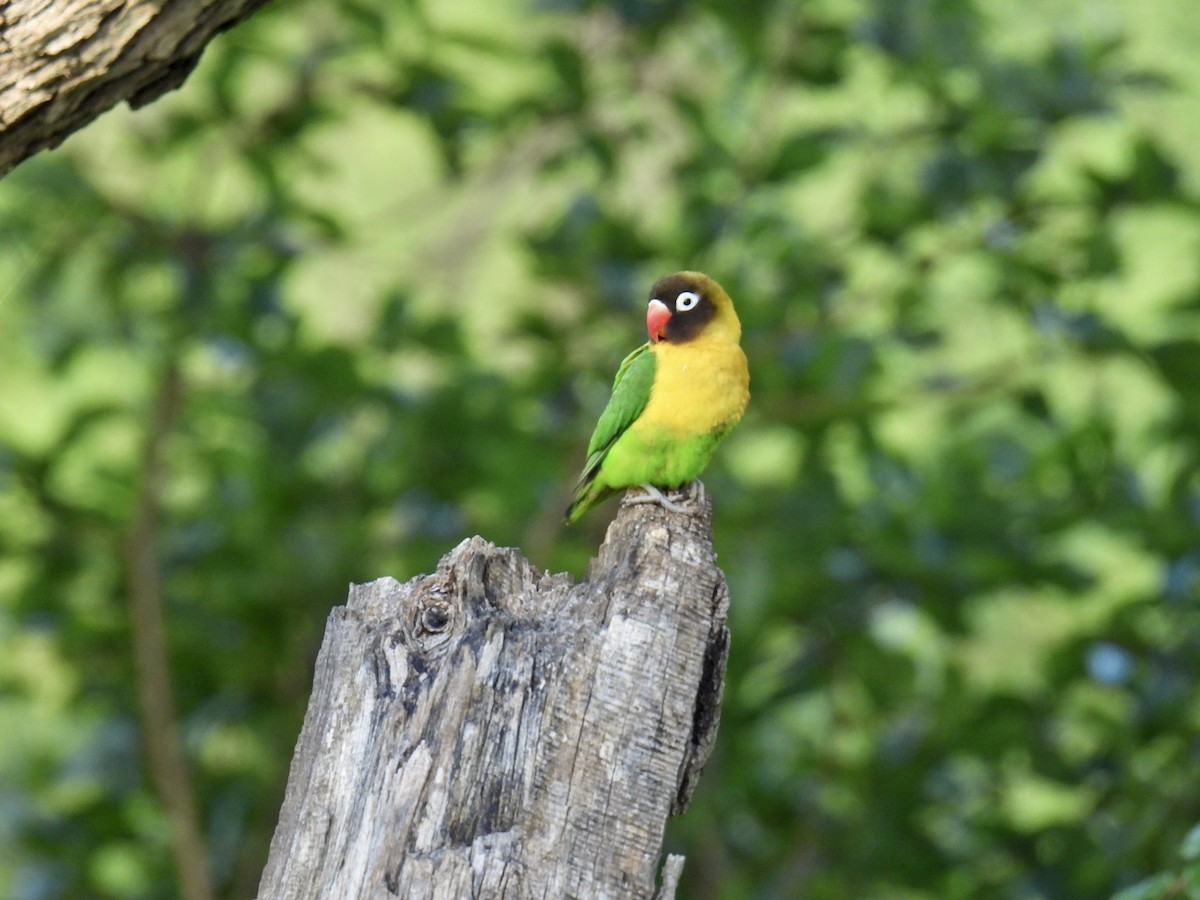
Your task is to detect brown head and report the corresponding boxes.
[645,271,741,346]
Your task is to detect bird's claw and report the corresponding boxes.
[622,481,705,514]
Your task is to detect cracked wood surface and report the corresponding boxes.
[0,0,271,176]
[257,483,731,899]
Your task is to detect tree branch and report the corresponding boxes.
[0,0,273,177]
[124,363,215,900]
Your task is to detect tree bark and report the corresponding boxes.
[0,0,272,177]
[257,483,731,899]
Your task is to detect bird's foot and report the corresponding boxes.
[622,481,705,514]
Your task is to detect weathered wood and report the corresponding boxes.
[0,0,272,177]
[258,483,730,899]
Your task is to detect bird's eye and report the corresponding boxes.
[676,291,700,312]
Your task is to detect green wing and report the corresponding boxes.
[565,343,655,522]
[586,343,655,457]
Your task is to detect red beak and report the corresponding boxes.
[647,299,672,343]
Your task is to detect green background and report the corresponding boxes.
[3,0,1200,896]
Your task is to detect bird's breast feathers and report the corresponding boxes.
[637,337,749,436]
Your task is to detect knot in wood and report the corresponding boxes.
[419,601,451,634]
[403,591,458,653]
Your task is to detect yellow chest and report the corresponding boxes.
[637,338,749,436]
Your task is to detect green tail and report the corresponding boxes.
[564,478,616,524]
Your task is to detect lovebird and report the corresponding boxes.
[565,271,750,523]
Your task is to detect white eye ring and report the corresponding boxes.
[676,291,700,312]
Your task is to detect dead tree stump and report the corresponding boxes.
[257,483,730,900]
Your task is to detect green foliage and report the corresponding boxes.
[3,0,1200,896]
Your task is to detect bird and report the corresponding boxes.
[565,271,749,524]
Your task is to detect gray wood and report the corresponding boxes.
[258,483,730,899]
[0,0,272,177]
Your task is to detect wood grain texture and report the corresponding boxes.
[0,0,272,176]
[258,483,731,900]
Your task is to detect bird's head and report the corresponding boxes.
[646,271,741,346]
